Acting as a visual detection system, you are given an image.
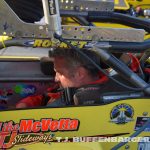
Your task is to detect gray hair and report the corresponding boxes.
[49,48,100,77]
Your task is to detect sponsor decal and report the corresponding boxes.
[0,89,13,104]
[0,89,13,96]
[138,137,150,150]
[14,84,36,97]
[23,40,34,46]
[110,103,134,124]
[33,39,87,48]
[71,136,150,143]
[135,117,150,132]
[0,118,79,149]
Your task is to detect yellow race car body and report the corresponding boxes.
[0,0,150,150]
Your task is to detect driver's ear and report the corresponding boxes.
[75,66,87,81]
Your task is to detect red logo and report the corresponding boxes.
[0,118,79,148]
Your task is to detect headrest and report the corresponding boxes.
[40,57,55,76]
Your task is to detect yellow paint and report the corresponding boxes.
[145,34,150,40]
[0,36,11,42]
[0,99,149,149]
[127,0,150,9]
[115,0,119,5]
[0,36,12,48]
[33,39,43,47]
[115,0,130,10]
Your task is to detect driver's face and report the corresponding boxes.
[53,57,79,88]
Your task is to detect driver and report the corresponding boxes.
[16,48,108,108]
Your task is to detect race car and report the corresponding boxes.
[0,0,150,150]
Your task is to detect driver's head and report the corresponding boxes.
[49,48,100,88]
